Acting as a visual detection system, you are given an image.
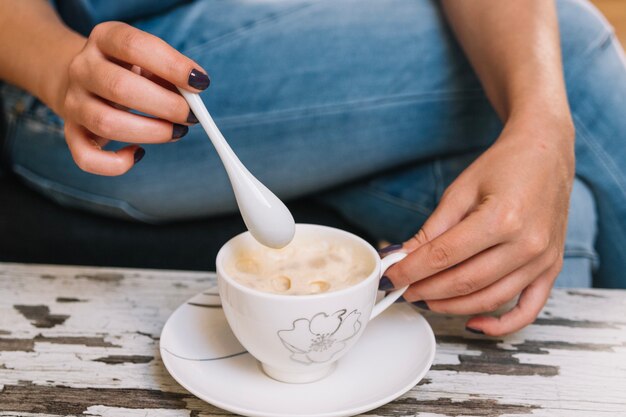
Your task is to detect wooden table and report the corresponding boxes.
[1,262,625,417]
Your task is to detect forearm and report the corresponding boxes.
[441,0,573,133]
[0,0,85,114]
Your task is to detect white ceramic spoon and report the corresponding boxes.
[179,89,295,249]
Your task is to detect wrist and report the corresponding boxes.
[35,29,86,117]
[504,104,575,145]
[499,106,576,178]
[503,87,575,139]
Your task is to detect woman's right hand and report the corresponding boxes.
[57,21,210,176]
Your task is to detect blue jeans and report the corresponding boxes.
[2,0,624,288]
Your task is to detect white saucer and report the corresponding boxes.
[160,285,436,417]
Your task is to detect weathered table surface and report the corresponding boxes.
[1,262,625,417]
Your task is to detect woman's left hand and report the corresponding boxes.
[382,116,575,336]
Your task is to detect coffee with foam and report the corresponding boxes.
[226,239,374,295]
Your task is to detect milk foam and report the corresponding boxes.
[226,239,373,295]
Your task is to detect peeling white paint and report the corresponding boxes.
[0,262,625,417]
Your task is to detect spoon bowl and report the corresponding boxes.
[179,89,295,248]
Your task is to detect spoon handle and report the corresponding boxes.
[178,89,243,171]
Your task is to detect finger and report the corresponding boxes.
[137,67,179,94]
[465,264,559,336]
[93,22,210,92]
[65,121,143,176]
[403,186,476,252]
[423,256,547,315]
[379,185,476,259]
[82,58,194,125]
[386,199,510,288]
[107,61,178,94]
[135,69,199,122]
[403,240,534,301]
[136,70,200,122]
[69,90,188,143]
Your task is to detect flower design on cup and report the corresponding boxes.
[277,309,362,364]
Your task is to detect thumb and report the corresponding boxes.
[404,185,475,252]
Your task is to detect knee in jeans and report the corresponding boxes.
[555,178,598,288]
[564,178,598,265]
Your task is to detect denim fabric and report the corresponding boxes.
[51,0,190,35]
[2,0,623,287]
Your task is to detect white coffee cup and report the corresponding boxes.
[217,224,408,383]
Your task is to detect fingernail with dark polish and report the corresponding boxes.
[172,124,189,140]
[378,276,394,291]
[187,110,199,124]
[134,147,145,164]
[394,296,406,304]
[378,243,403,254]
[412,300,430,311]
[188,68,210,90]
[465,326,484,335]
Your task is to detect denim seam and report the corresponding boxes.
[574,115,626,199]
[13,164,162,223]
[563,248,600,271]
[215,90,486,129]
[573,115,626,265]
[11,88,486,134]
[574,0,617,40]
[579,22,615,57]
[180,3,315,56]
[563,248,598,259]
[362,186,432,217]
[564,16,615,79]
[567,33,616,82]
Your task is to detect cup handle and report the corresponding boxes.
[370,251,409,320]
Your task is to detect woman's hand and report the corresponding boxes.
[56,21,210,176]
[382,116,575,336]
